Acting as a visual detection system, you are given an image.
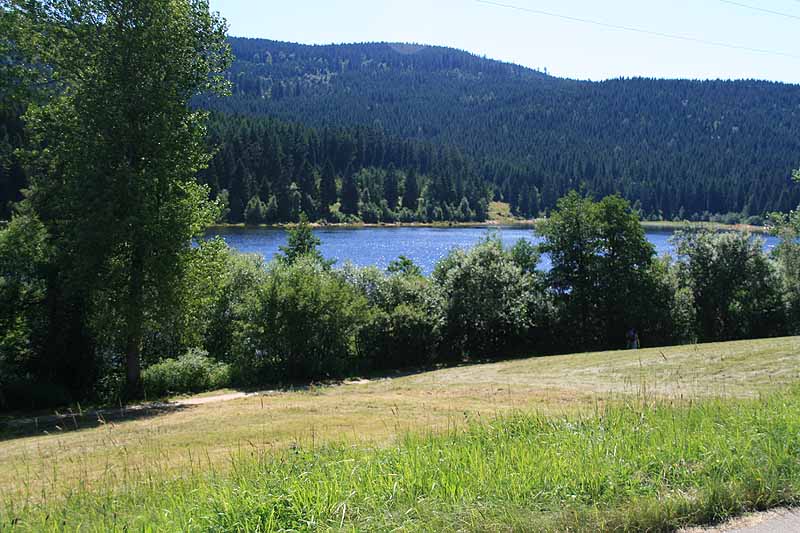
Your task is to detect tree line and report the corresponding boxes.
[6,37,800,223]
[3,189,799,408]
[201,113,490,224]
[1,1,799,411]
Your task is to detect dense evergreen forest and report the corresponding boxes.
[201,114,490,224]
[4,36,800,222]
[200,38,800,221]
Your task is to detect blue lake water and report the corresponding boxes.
[209,226,780,275]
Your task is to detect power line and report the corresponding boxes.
[717,0,800,21]
[475,0,800,60]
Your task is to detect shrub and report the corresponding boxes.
[641,256,697,347]
[142,349,231,398]
[674,230,785,341]
[770,208,800,334]
[0,214,51,410]
[232,256,370,384]
[433,235,540,359]
[343,263,444,369]
[387,255,422,277]
[140,238,266,366]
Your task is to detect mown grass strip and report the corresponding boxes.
[4,389,800,532]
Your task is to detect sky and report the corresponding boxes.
[207,0,800,83]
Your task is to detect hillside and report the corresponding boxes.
[4,38,800,223]
[3,336,800,529]
[198,37,800,220]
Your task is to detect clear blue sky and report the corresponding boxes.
[207,0,800,83]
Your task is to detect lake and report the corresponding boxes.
[209,225,780,274]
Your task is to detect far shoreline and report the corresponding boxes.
[207,219,770,234]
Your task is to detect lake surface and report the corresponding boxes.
[209,226,780,274]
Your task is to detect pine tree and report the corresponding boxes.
[244,195,267,225]
[402,168,419,211]
[340,172,359,215]
[297,160,318,219]
[319,160,338,218]
[384,163,399,210]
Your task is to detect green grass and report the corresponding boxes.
[5,385,800,532]
[640,220,768,233]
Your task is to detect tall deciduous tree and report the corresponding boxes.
[17,0,231,398]
[537,192,662,350]
[537,192,601,349]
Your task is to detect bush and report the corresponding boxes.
[139,238,267,366]
[232,256,370,384]
[674,230,785,341]
[433,235,540,359]
[343,263,444,369]
[142,349,231,398]
[0,214,53,410]
[642,256,697,347]
[771,208,800,334]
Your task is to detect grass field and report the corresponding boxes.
[2,337,800,531]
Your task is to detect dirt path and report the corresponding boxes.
[172,391,256,406]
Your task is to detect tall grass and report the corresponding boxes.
[5,388,800,532]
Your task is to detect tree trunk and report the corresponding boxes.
[124,246,145,401]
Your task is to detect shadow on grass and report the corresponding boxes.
[0,402,192,442]
[0,347,572,443]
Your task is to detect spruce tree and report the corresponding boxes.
[340,172,359,216]
[402,168,419,211]
[319,160,338,218]
[384,164,399,210]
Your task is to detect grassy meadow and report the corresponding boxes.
[2,336,800,531]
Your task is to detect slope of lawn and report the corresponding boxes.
[2,336,800,531]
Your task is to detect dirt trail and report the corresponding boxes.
[172,391,255,406]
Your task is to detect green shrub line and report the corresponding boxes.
[3,192,800,409]
[5,387,800,531]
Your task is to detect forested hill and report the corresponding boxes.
[3,37,800,223]
[197,37,800,220]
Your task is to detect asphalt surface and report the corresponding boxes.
[682,508,800,533]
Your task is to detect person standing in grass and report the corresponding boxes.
[626,327,640,349]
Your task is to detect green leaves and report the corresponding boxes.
[434,234,540,358]
[537,191,661,350]
[12,0,233,397]
[673,230,785,341]
[279,213,329,266]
